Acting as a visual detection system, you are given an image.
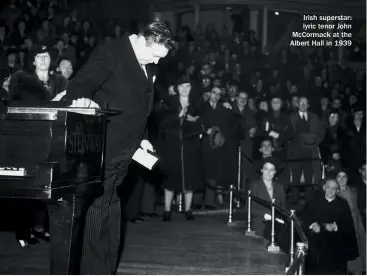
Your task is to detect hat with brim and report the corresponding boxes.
[300,133,319,148]
[31,45,57,62]
[210,126,225,148]
[351,102,364,114]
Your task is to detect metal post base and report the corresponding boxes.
[227,220,247,227]
[193,208,246,216]
[245,230,256,236]
[267,244,281,253]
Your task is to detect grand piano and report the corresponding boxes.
[0,101,117,274]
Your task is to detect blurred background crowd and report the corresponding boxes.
[0,0,365,273]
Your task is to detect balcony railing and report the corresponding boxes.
[226,185,308,275]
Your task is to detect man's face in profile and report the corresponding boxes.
[140,41,169,65]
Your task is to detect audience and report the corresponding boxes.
[0,1,365,274]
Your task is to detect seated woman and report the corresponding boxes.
[333,168,366,274]
[159,74,204,221]
[249,157,288,249]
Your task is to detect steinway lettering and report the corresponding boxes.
[68,133,103,154]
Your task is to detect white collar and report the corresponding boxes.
[129,34,147,77]
[325,196,335,202]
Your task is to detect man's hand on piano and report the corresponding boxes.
[69,98,100,108]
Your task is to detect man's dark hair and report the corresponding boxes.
[57,56,73,67]
[138,21,175,50]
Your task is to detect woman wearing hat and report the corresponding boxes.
[8,45,68,101]
[159,74,204,221]
[249,157,287,247]
[319,108,348,169]
[332,168,366,274]
[345,103,366,178]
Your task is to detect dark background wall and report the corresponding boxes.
[70,0,151,24]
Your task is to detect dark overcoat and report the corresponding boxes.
[345,121,366,174]
[200,102,242,187]
[256,111,290,160]
[159,95,204,193]
[285,111,325,160]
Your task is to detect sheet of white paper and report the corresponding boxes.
[132,148,158,170]
[265,121,269,132]
[264,213,285,224]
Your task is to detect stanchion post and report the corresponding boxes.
[321,162,326,180]
[290,210,295,264]
[245,190,255,236]
[178,193,183,213]
[296,242,306,275]
[227,185,234,225]
[236,146,241,208]
[286,209,296,272]
[267,199,280,253]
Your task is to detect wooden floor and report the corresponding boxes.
[0,210,288,275]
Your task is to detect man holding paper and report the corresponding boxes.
[64,22,174,275]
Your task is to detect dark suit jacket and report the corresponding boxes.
[286,111,325,160]
[65,34,155,163]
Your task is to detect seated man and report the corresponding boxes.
[302,178,359,275]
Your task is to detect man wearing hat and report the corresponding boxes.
[286,94,325,204]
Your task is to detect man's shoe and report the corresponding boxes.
[162,211,171,222]
[185,210,195,220]
[130,216,144,223]
[140,212,160,218]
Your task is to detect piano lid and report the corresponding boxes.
[1,100,122,120]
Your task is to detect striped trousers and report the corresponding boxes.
[79,148,135,275]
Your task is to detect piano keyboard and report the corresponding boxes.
[0,167,26,176]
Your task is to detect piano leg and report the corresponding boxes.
[47,195,76,275]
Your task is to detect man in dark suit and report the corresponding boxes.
[286,95,324,204]
[65,22,174,275]
[227,91,257,194]
[302,178,358,274]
